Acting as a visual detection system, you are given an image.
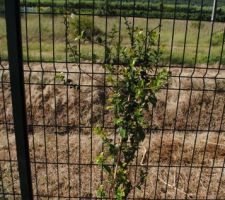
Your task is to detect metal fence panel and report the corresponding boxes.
[0,0,225,199]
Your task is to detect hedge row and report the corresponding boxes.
[18,1,225,22]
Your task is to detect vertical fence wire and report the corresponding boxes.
[209,25,225,200]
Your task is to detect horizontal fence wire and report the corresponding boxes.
[0,0,225,199]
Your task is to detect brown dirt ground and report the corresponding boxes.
[0,63,225,199]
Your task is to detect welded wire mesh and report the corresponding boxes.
[0,2,21,200]
[0,0,225,199]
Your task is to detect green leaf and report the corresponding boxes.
[114,117,124,126]
[96,185,106,198]
[80,30,85,38]
[55,72,65,82]
[150,69,170,92]
[116,185,125,200]
[94,127,106,139]
[95,152,105,165]
[106,105,114,110]
[118,127,127,139]
[103,164,111,173]
[108,143,117,156]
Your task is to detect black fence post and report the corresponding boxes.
[5,0,33,199]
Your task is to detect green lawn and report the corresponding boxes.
[0,14,224,65]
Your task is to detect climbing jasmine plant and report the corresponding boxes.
[94,18,170,199]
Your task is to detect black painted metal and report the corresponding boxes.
[5,0,33,199]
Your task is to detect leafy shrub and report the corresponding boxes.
[61,13,170,200]
[69,15,103,42]
[94,18,170,199]
[19,1,225,22]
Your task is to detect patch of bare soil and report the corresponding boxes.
[0,63,225,199]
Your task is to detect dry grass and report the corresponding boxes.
[0,63,225,199]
